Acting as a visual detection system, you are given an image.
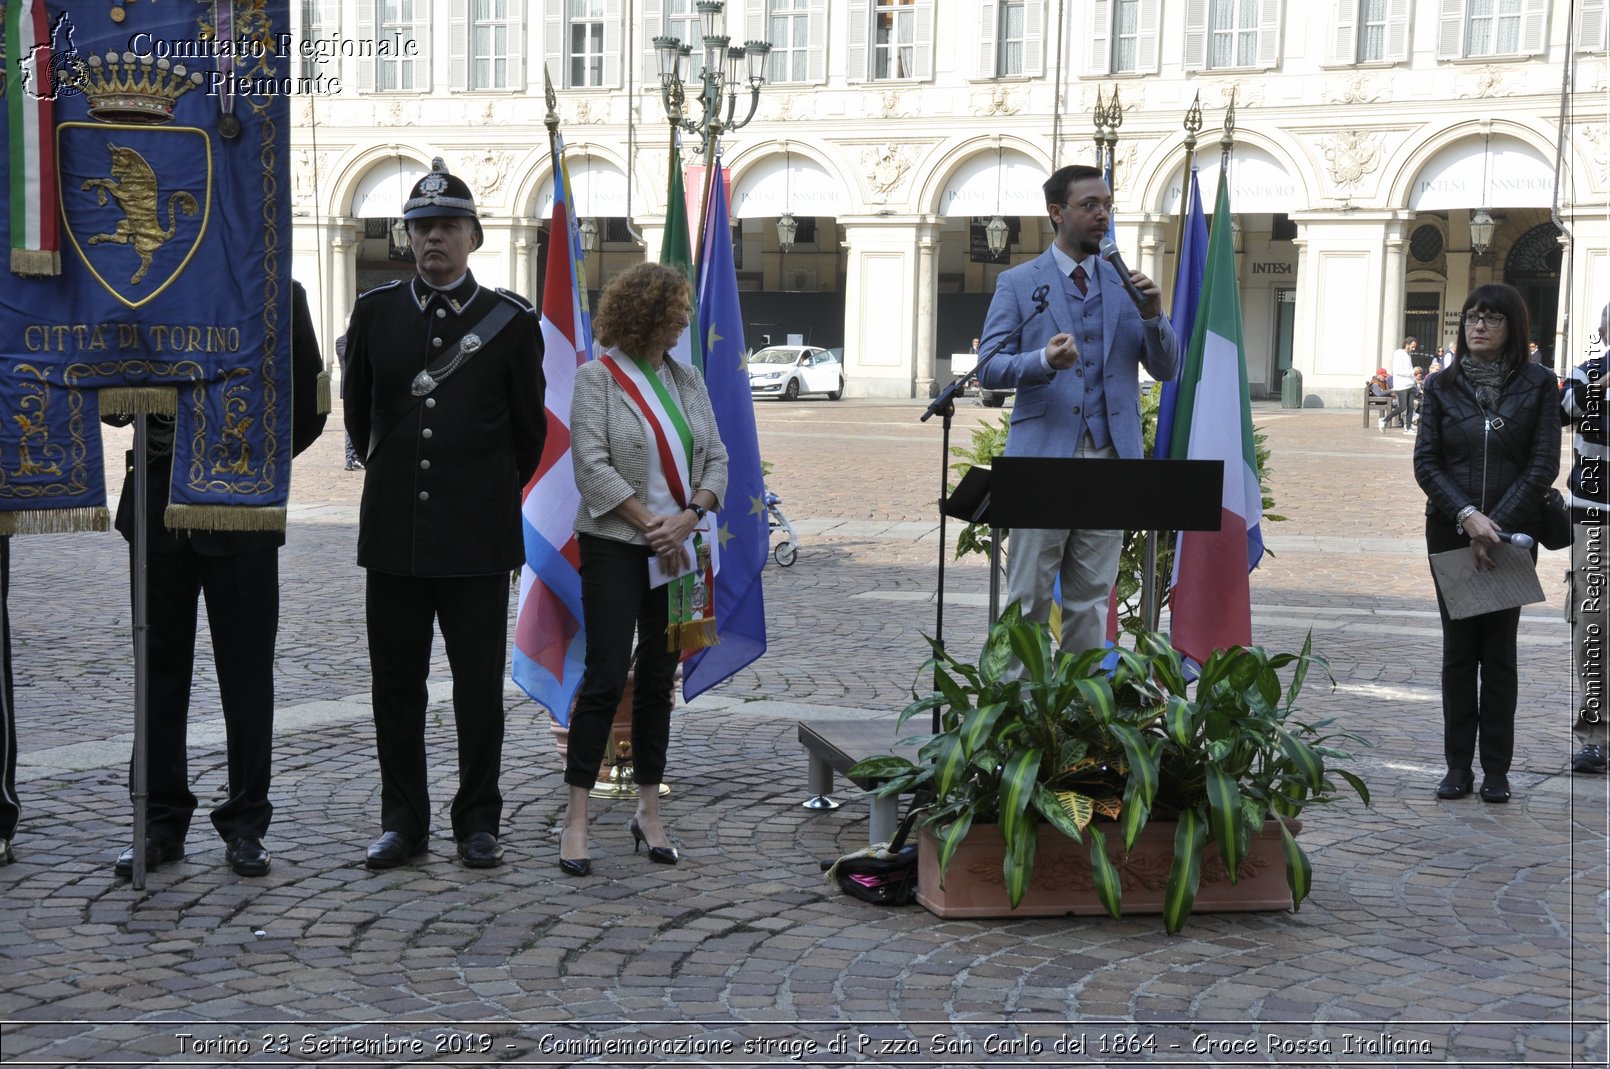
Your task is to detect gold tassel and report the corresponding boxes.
[10,248,61,277]
[665,620,681,652]
[684,617,720,650]
[0,506,111,535]
[164,504,287,533]
[99,387,178,417]
[315,369,332,415]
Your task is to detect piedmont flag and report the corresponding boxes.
[660,132,702,369]
[513,136,594,725]
[683,155,767,700]
[1152,166,1208,460]
[1164,169,1264,664]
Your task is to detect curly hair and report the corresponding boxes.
[1454,282,1530,371]
[593,262,693,358]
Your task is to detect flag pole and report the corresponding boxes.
[1171,92,1204,308]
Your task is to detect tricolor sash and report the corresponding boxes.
[6,0,62,276]
[599,351,719,653]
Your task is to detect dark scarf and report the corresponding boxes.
[1462,354,1508,410]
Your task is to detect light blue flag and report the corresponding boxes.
[1153,166,1208,459]
[683,155,768,699]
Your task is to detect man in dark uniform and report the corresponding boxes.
[342,159,546,871]
[112,280,328,878]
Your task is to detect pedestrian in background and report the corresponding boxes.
[1413,283,1560,804]
[1382,337,1418,433]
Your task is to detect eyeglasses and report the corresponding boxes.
[1051,200,1114,217]
[1463,312,1507,327]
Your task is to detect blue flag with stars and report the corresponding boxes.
[684,154,767,700]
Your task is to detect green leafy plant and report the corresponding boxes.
[850,607,1369,933]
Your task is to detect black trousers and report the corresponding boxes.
[1,537,16,841]
[365,570,509,841]
[565,534,677,790]
[1427,519,1531,776]
[135,543,279,843]
[1387,387,1416,428]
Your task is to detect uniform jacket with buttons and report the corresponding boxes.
[343,272,547,576]
[976,247,1179,460]
[569,354,728,544]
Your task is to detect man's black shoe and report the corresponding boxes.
[114,837,185,878]
[365,831,427,870]
[1572,743,1607,774]
[457,831,504,869]
[226,837,271,877]
[1479,773,1511,803]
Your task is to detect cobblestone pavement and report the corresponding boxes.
[0,401,1605,1067]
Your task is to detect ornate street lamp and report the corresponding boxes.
[1470,130,1496,256]
[654,2,771,162]
[577,217,599,255]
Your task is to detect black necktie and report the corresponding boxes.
[1071,264,1088,297]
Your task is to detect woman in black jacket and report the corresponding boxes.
[1413,283,1560,804]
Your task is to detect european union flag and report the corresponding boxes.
[684,155,767,700]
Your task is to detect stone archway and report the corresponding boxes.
[1504,221,1563,364]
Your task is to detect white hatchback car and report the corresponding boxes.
[747,345,844,401]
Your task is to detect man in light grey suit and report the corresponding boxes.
[976,163,1180,656]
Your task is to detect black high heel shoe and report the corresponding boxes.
[1435,769,1475,800]
[558,856,592,877]
[628,817,679,865]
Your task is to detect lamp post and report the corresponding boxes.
[654,1,770,268]
[577,217,599,256]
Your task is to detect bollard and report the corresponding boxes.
[1281,367,1303,408]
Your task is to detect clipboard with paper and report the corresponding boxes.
[1428,543,1545,620]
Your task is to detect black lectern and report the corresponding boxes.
[941,457,1225,622]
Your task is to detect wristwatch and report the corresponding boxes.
[688,503,707,521]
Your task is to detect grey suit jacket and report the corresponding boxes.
[975,247,1179,460]
[570,354,729,543]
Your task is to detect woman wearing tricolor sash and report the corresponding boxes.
[562,263,729,875]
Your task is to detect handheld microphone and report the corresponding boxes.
[1495,531,1536,550]
[1098,236,1148,310]
[1031,284,1050,312]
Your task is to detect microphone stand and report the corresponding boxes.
[919,285,1051,733]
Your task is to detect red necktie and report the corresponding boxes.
[1071,264,1088,297]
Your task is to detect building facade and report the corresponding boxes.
[288,0,1608,406]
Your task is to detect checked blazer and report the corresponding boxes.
[570,354,729,544]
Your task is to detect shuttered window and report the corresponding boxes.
[1185,0,1279,70]
[373,0,423,91]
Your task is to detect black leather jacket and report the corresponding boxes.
[1413,361,1560,534]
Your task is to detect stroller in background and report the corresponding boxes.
[764,487,798,567]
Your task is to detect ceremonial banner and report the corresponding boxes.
[0,0,293,534]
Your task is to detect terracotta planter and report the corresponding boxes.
[916,819,1300,919]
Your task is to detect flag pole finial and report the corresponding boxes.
[1220,87,1237,170]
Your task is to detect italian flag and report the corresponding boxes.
[660,131,703,371]
[1165,169,1264,664]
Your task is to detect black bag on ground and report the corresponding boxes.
[822,806,923,906]
[1540,487,1572,551]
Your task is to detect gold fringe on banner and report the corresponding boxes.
[315,369,332,415]
[0,506,111,535]
[165,504,287,533]
[10,249,61,277]
[99,387,178,417]
[679,617,720,651]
